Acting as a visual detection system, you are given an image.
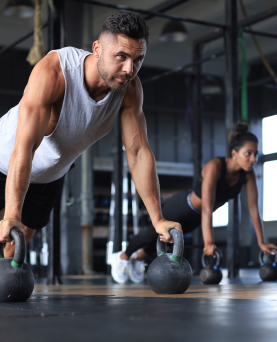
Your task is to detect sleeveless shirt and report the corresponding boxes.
[0,47,126,183]
[194,157,247,204]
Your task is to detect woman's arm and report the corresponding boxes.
[201,159,222,256]
[245,171,277,254]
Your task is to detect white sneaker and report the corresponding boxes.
[111,251,130,284]
[128,259,146,283]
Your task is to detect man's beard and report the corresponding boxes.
[97,55,132,91]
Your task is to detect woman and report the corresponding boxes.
[111,123,277,283]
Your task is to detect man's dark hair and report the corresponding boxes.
[100,10,149,44]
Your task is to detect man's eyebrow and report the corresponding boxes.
[116,51,145,59]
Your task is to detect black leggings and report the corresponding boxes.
[125,190,202,257]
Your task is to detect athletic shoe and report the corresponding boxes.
[128,259,146,283]
[111,251,130,284]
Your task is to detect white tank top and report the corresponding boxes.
[0,47,126,183]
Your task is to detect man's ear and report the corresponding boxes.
[92,40,101,58]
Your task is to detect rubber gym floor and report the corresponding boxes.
[0,269,276,342]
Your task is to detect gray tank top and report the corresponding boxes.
[0,47,126,183]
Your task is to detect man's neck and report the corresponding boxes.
[84,54,110,102]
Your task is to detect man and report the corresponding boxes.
[0,10,181,283]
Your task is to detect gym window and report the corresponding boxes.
[262,115,277,221]
[213,202,229,227]
[262,114,277,155]
[263,160,277,222]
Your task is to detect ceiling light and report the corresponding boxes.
[159,20,188,43]
[3,0,35,18]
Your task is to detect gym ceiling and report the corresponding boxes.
[0,0,276,76]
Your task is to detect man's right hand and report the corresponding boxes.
[0,219,24,245]
[203,244,217,257]
[155,219,183,243]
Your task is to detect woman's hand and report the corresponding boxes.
[203,244,217,257]
[259,242,277,255]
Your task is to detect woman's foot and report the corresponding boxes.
[128,258,146,283]
[128,249,148,283]
[111,251,130,284]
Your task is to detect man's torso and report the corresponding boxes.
[0,47,127,184]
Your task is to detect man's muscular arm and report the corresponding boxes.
[120,77,182,242]
[0,52,64,244]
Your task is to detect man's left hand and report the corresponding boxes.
[154,219,182,243]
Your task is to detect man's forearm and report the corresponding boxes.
[128,147,163,226]
[4,150,32,220]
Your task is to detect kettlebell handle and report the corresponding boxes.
[156,229,184,262]
[10,227,26,268]
[259,249,277,265]
[202,249,223,268]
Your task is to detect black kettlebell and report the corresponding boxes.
[259,249,277,281]
[147,229,192,294]
[200,249,223,285]
[0,228,35,302]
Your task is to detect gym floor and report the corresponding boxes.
[0,269,276,342]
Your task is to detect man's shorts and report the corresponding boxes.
[0,172,65,230]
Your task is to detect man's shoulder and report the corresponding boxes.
[49,46,89,56]
[24,52,65,104]
[49,47,92,70]
[122,76,143,109]
[38,52,63,80]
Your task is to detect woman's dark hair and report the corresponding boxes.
[228,122,258,157]
[100,10,149,44]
